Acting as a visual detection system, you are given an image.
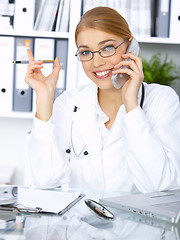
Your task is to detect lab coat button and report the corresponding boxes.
[66,149,71,154]
[84,151,88,155]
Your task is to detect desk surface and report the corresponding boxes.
[0,188,179,240]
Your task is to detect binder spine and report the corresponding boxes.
[55,39,68,99]
[13,0,35,31]
[13,37,33,112]
[0,36,14,114]
[156,0,171,37]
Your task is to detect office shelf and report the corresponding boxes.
[1,0,179,119]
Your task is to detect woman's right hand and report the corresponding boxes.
[25,49,61,121]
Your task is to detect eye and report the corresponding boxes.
[79,50,91,56]
[102,45,115,52]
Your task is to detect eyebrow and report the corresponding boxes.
[78,39,116,49]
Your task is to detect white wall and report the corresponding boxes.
[0,44,179,186]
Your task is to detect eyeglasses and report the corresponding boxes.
[75,38,129,62]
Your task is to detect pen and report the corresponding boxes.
[12,60,55,64]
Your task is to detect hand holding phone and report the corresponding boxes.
[111,37,139,89]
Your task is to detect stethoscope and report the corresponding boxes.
[65,108,89,158]
[66,83,145,157]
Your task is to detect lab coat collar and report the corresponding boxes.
[72,82,145,110]
[73,82,98,110]
[72,82,145,151]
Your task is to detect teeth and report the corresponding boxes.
[96,70,110,76]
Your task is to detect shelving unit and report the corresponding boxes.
[137,37,180,45]
[0,0,179,119]
[0,0,82,119]
[0,30,70,39]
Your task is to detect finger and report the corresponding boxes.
[27,49,34,63]
[27,63,43,72]
[52,57,61,77]
[26,64,43,77]
[122,53,143,70]
[112,61,138,74]
[28,60,43,67]
[114,67,143,83]
[122,52,137,60]
[112,67,132,76]
[114,56,142,72]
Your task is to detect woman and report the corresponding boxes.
[25,7,180,192]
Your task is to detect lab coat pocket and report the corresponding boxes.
[68,128,89,158]
[68,152,93,188]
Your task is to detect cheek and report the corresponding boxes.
[81,62,91,76]
[111,45,127,64]
[109,54,123,66]
[82,62,87,71]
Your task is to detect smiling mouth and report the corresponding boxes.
[94,70,112,79]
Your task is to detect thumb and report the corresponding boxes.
[52,57,61,77]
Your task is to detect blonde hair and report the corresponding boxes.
[75,7,132,46]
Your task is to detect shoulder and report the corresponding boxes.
[143,83,180,120]
[144,82,179,105]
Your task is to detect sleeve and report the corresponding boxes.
[122,85,180,193]
[26,92,72,189]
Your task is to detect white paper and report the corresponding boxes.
[17,188,82,214]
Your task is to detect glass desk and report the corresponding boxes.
[0,188,179,240]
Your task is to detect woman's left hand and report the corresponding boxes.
[112,52,144,112]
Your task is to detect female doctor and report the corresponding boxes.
[25,7,180,193]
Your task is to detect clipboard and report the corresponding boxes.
[0,186,85,215]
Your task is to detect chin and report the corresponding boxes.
[88,74,115,90]
[97,81,115,91]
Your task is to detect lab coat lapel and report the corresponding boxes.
[104,105,126,148]
[104,84,145,147]
[72,106,105,188]
[72,105,102,155]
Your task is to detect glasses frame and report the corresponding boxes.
[75,38,129,62]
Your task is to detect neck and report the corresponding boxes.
[98,88,123,130]
[98,88,123,110]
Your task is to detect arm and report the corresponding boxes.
[122,85,180,192]
[25,50,71,188]
[25,49,61,121]
[26,93,72,188]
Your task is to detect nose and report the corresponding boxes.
[92,52,106,68]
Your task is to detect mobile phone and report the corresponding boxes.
[111,37,140,89]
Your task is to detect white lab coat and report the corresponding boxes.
[27,82,180,192]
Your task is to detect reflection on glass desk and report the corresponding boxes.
[0,188,179,240]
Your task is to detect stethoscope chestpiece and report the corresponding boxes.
[65,149,89,157]
[84,199,114,220]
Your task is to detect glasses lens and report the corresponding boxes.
[100,46,116,57]
[77,51,92,61]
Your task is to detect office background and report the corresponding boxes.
[0,0,180,185]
